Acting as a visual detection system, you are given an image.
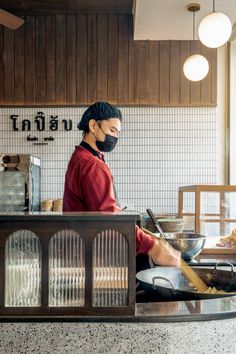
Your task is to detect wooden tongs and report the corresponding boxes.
[143,209,208,293]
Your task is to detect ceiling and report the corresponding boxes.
[133,0,236,40]
[0,0,132,14]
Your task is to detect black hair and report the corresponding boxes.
[77,101,122,133]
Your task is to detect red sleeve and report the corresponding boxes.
[81,161,121,212]
[136,225,155,254]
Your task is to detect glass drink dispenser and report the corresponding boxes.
[0,154,41,212]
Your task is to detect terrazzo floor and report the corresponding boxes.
[0,318,236,354]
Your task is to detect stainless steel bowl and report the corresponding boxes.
[164,232,206,260]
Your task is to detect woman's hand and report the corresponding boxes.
[148,238,181,267]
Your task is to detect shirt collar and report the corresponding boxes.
[79,141,105,161]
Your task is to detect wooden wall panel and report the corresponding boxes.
[128,16,138,104]
[97,14,108,101]
[0,14,217,106]
[77,15,87,104]
[4,28,15,104]
[149,41,159,104]
[14,25,25,104]
[159,41,170,105]
[24,16,35,104]
[169,41,180,104]
[35,16,46,104]
[190,41,201,104]
[87,15,98,103]
[211,48,217,105]
[137,41,149,104]
[180,41,191,105]
[128,39,138,104]
[66,15,77,104]
[0,26,3,104]
[108,14,118,103]
[200,43,212,105]
[55,15,66,103]
[118,15,129,104]
[45,16,56,104]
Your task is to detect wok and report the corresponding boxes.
[136,263,236,301]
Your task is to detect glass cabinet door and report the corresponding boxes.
[92,230,128,307]
[5,230,41,307]
[48,229,85,307]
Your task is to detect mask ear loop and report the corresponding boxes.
[92,122,105,142]
[97,122,106,136]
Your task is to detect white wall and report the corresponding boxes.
[0,106,219,213]
[230,38,236,184]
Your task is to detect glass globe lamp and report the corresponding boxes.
[183,54,209,81]
[198,12,232,48]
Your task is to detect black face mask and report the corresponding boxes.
[95,124,118,152]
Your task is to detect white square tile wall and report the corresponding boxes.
[0,106,219,213]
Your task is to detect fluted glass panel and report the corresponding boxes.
[5,230,41,307]
[49,229,85,307]
[92,230,128,307]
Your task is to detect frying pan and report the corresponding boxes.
[136,263,236,301]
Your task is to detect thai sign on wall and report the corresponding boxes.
[10,112,73,132]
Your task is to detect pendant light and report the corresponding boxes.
[198,0,232,48]
[183,3,209,82]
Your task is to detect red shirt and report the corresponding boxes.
[63,143,154,254]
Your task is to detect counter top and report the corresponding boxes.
[2,296,236,322]
[188,253,236,266]
[0,211,140,222]
[135,295,236,322]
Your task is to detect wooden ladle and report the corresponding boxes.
[145,208,208,293]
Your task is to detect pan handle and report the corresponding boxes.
[212,262,234,276]
[146,209,167,239]
[152,276,177,294]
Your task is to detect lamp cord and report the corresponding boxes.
[213,0,215,12]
